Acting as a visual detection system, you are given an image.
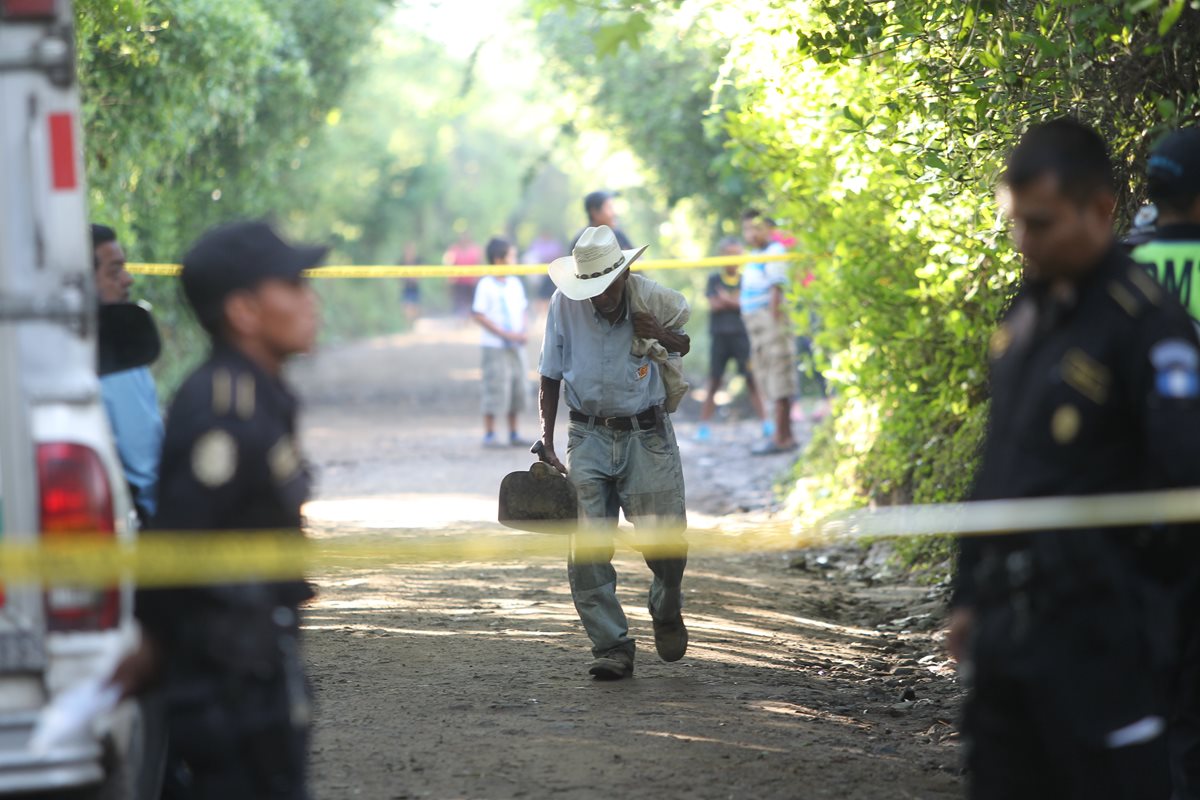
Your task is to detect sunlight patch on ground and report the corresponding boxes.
[302,622,571,638]
[755,701,870,730]
[636,730,792,754]
[304,494,504,529]
[724,605,890,639]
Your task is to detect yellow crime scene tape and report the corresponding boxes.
[106,249,1200,587]
[3,486,1199,587]
[125,252,803,279]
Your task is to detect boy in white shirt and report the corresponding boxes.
[472,237,530,447]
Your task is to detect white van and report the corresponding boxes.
[1,1,159,796]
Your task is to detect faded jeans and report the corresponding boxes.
[565,412,687,658]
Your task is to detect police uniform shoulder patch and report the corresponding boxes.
[236,372,256,420]
[1150,339,1200,399]
[192,429,238,488]
[1108,281,1143,317]
[989,325,1013,359]
[212,368,233,416]
[1127,266,1163,305]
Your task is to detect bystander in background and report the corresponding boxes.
[572,190,633,250]
[696,237,766,443]
[92,223,163,526]
[523,228,566,317]
[741,209,799,455]
[445,230,483,317]
[472,236,531,448]
[400,241,421,326]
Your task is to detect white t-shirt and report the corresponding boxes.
[740,241,789,315]
[472,276,528,349]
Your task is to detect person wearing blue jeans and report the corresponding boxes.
[536,225,690,680]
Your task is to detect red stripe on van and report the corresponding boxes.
[48,113,76,190]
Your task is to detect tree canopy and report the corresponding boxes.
[532,0,1200,546]
[75,0,1200,538]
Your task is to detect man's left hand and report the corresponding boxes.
[632,312,663,340]
[110,637,161,699]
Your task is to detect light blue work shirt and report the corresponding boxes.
[539,291,667,418]
[740,240,789,315]
[100,366,164,517]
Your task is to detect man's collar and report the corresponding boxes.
[590,292,629,324]
[1153,223,1200,242]
[1026,243,1124,318]
[211,340,291,390]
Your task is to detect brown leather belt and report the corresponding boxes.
[569,408,659,431]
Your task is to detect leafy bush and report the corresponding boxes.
[534,0,1200,568]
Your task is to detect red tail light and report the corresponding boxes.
[37,443,119,631]
[0,0,57,19]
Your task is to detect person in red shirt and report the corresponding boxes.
[444,231,483,317]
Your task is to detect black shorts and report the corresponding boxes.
[710,331,752,380]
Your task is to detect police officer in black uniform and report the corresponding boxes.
[114,220,326,800]
[948,119,1200,799]
[1135,129,1200,326]
[1134,127,1200,799]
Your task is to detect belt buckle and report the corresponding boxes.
[602,416,618,429]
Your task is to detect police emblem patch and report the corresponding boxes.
[1150,339,1200,399]
[269,435,301,484]
[192,429,237,488]
[1051,404,1081,444]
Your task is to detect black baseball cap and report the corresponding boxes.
[583,190,618,216]
[1147,128,1200,197]
[180,220,328,316]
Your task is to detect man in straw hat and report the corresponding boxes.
[537,225,691,680]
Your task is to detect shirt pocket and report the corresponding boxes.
[628,353,652,385]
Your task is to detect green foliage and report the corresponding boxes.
[281,25,585,269]
[528,0,683,55]
[532,3,757,231]
[533,0,1200,568]
[75,0,392,393]
[748,0,1200,555]
[74,1,596,396]
[793,0,1200,219]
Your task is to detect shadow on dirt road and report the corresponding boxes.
[290,320,962,799]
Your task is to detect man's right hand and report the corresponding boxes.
[946,607,974,664]
[538,443,567,476]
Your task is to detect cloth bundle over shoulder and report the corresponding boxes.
[627,273,690,413]
[498,455,579,534]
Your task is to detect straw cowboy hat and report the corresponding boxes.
[548,225,648,301]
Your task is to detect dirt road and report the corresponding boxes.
[290,319,963,799]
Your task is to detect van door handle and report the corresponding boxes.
[24,93,48,269]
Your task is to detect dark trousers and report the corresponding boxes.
[964,588,1172,800]
[1172,577,1200,799]
[965,668,1170,800]
[167,678,309,800]
[185,728,308,800]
